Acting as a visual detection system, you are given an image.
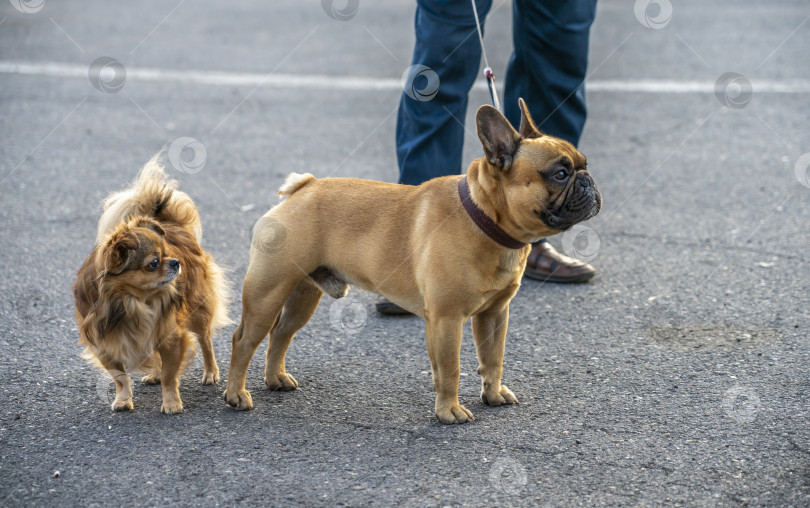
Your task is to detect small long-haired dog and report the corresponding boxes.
[73,156,230,413]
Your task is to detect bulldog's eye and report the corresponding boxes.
[146,258,160,271]
[554,169,569,182]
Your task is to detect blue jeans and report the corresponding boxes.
[396,0,598,186]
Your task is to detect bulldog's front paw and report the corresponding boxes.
[223,388,253,410]
[481,385,518,406]
[160,398,183,414]
[201,368,220,385]
[264,372,298,391]
[111,398,133,411]
[436,402,475,424]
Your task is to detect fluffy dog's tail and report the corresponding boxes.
[278,172,315,200]
[96,154,202,244]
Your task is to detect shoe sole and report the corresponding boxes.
[523,270,595,284]
[375,303,414,316]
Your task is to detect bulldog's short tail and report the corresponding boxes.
[278,173,315,200]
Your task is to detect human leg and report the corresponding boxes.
[396,0,493,185]
[505,0,599,282]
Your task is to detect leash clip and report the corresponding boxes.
[483,67,501,112]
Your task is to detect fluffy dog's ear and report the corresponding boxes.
[74,259,127,344]
[73,259,99,342]
[104,231,139,275]
[476,105,521,171]
[80,296,126,344]
[130,216,165,236]
[518,98,543,139]
[96,296,127,339]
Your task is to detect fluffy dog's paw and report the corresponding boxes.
[481,385,519,406]
[201,369,220,385]
[111,398,133,411]
[436,403,475,424]
[223,388,253,410]
[264,372,298,391]
[141,374,161,385]
[160,398,183,414]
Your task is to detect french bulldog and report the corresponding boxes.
[224,98,601,424]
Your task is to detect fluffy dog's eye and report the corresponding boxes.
[146,258,160,271]
[554,169,568,182]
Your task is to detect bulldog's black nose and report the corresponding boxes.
[576,172,594,188]
[168,259,180,270]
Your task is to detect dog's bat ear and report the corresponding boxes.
[476,105,521,171]
[130,216,165,236]
[518,98,543,139]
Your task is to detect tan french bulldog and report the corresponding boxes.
[224,99,601,424]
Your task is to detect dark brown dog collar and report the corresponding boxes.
[458,176,527,250]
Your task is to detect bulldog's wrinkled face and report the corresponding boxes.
[475,99,601,242]
[518,137,601,232]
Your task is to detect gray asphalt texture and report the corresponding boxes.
[1,0,809,506]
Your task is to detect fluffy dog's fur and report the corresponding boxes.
[74,156,230,413]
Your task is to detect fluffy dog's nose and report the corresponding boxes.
[168,259,180,270]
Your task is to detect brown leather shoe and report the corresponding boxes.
[523,242,596,283]
[375,296,414,316]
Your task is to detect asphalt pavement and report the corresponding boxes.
[1,0,809,506]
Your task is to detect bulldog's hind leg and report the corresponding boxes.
[264,277,324,391]
[224,278,300,410]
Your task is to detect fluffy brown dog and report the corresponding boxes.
[74,157,230,413]
[224,99,601,423]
